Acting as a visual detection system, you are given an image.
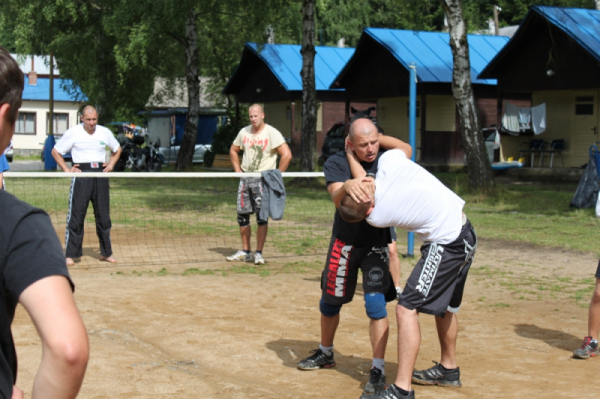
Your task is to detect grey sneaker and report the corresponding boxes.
[573,336,599,359]
[297,349,336,370]
[254,252,265,265]
[359,384,414,399]
[364,367,386,394]
[412,361,461,387]
[226,250,252,262]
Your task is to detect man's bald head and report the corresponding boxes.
[248,104,265,131]
[348,118,377,142]
[82,105,97,116]
[249,103,264,114]
[339,194,371,223]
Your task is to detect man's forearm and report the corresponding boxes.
[347,150,366,179]
[51,149,70,172]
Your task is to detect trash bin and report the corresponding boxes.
[44,134,57,170]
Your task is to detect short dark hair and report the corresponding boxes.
[0,46,24,124]
[338,194,370,223]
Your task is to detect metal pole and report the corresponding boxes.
[406,63,417,258]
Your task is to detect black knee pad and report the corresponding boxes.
[257,218,268,226]
[237,213,250,227]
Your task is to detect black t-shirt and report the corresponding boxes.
[324,151,391,247]
[0,191,73,398]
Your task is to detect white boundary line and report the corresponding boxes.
[4,171,325,178]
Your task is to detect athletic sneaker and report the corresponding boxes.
[412,361,461,387]
[364,367,386,394]
[254,252,265,265]
[297,349,336,370]
[573,336,599,359]
[226,250,253,262]
[359,384,415,399]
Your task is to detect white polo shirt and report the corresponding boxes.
[54,124,120,164]
[367,149,465,244]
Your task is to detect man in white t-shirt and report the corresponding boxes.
[52,106,122,267]
[339,149,477,399]
[227,104,292,265]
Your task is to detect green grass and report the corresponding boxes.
[6,172,599,259]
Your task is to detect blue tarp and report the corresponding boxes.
[230,43,354,92]
[173,115,218,146]
[529,6,600,62]
[23,76,85,102]
[355,28,509,85]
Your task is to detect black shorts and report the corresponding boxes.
[595,259,600,279]
[399,220,477,317]
[321,237,396,306]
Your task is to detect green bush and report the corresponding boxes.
[204,116,248,167]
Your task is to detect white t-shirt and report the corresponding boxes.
[233,124,286,172]
[367,149,465,244]
[54,124,120,164]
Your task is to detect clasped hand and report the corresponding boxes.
[343,176,375,204]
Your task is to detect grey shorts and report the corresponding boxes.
[399,220,477,317]
[237,177,262,214]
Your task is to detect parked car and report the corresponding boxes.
[158,144,211,164]
[41,135,72,163]
[5,147,12,162]
[318,121,346,166]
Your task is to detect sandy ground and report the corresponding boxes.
[11,238,600,399]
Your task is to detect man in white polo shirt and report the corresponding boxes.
[52,106,121,267]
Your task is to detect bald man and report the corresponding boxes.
[52,106,121,266]
[297,118,412,395]
[227,104,292,265]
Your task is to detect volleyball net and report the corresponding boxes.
[4,172,334,268]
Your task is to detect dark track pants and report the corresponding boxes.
[65,176,112,258]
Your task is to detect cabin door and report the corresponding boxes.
[572,90,598,167]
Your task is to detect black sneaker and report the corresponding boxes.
[359,384,415,399]
[364,367,386,394]
[297,349,336,370]
[573,336,599,359]
[412,361,461,387]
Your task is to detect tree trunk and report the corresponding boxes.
[176,7,200,171]
[442,0,494,193]
[299,0,317,172]
[596,0,600,11]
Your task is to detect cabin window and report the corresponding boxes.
[15,112,36,135]
[406,101,420,118]
[47,113,69,135]
[575,96,594,115]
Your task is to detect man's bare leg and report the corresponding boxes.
[370,317,389,359]
[587,278,600,339]
[100,255,117,263]
[240,225,251,251]
[394,305,420,392]
[66,258,74,266]
[388,241,401,288]
[435,311,458,369]
[256,224,268,252]
[321,313,339,347]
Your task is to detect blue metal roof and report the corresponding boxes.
[22,76,85,102]
[529,6,600,62]
[354,28,509,85]
[245,42,354,91]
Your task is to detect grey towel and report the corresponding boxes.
[260,169,286,221]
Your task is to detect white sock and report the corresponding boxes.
[372,358,385,374]
[319,344,333,356]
